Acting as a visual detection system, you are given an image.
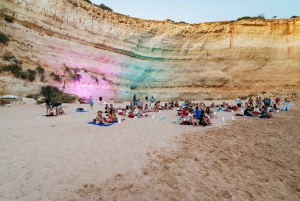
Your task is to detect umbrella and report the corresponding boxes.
[0,95,19,99]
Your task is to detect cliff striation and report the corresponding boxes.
[0,0,300,102]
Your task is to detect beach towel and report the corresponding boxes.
[75,110,89,112]
[156,117,166,122]
[38,114,57,118]
[88,120,118,127]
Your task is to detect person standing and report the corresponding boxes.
[133,94,136,105]
[150,96,155,110]
[45,97,51,115]
[248,97,254,107]
[236,97,241,107]
[89,96,94,110]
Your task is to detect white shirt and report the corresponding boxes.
[187,113,194,121]
[236,98,241,104]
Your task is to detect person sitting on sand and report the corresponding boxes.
[154,102,160,112]
[117,107,125,116]
[138,106,146,117]
[194,106,201,120]
[104,104,109,113]
[144,104,150,112]
[182,107,189,118]
[202,113,212,126]
[174,101,179,107]
[260,106,273,118]
[253,106,261,115]
[107,111,117,123]
[281,98,289,111]
[188,110,199,127]
[267,105,274,113]
[167,102,173,110]
[244,106,256,117]
[95,111,109,124]
[170,101,175,108]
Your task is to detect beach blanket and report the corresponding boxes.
[75,110,89,113]
[88,120,118,127]
[156,117,166,122]
[38,114,57,118]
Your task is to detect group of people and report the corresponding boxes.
[45,97,65,116]
[236,96,290,118]
[83,94,292,125]
[176,100,214,126]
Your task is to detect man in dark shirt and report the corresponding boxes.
[133,94,136,105]
[45,97,51,115]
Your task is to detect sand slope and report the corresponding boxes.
[73,110,300,201]
[0,103,299,200]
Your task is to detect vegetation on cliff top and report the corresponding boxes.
[83,0,113,12]
[237,14,265,21]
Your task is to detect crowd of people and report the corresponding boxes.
[45,94,291,125]
[92,94,292,126]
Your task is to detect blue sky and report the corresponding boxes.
[90,0,299,23]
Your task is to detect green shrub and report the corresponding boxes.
[0,32,9,44]
[4,15,14,23]
[99,3,113,12]
[291,16,299,18]
[130,85,137,89]
[167,19,174,22]
[2,52,15,61]
[83,0,92,3]
[36,66,45,74]
[179,21,187,24]
[20,71,27,80]
[41,85,61,98]
[237,14,265,21]
[50,72,62,82]
[204,98,214,101]
[26,94,39,99]
[237,16,252,21]
[51,94,77,103]
[0,64,22,78]
[27,69,37,82]
[41,85,76,103]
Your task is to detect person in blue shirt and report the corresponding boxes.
[194,106,201,120]
[182,101,187,107]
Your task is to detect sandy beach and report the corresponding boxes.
[0,101,299,201]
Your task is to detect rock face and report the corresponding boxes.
[0,0,300,102]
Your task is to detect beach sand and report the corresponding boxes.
[0,101,299,200]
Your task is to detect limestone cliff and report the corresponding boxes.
[0,0,300,102]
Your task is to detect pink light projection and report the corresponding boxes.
[61,69,114,102]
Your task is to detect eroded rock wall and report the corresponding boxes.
[0,0,299,102]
